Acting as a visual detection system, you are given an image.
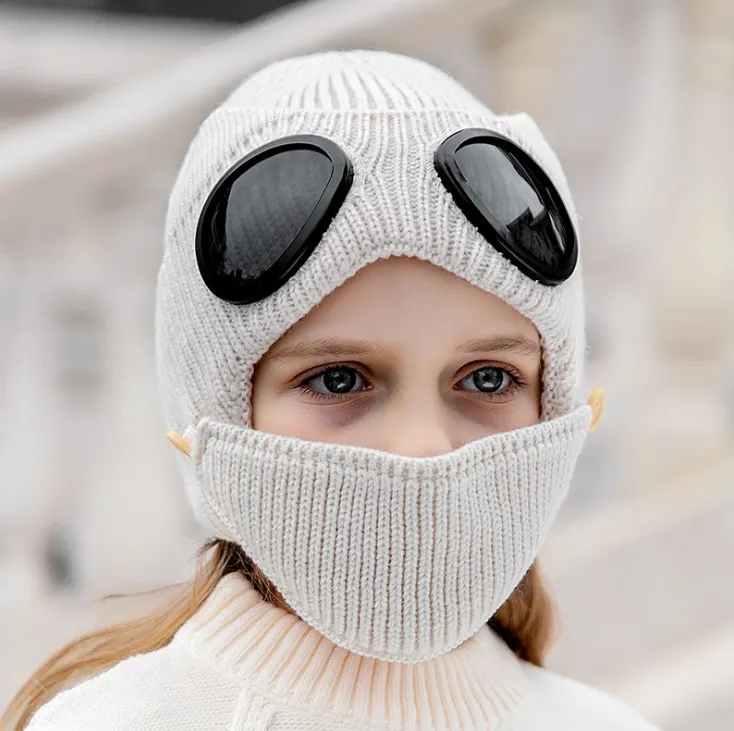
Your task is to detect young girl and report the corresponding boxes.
[5,50,658,730]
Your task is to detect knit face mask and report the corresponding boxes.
[156,51,595,662]
[182,406,589,661]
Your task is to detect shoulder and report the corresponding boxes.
[521,663,661,731]
[26,638,242,730]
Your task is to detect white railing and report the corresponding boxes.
[0,0,520,227]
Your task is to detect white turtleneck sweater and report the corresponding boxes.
[27,573,659,730]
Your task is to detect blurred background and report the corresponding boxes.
[1,0,733,728]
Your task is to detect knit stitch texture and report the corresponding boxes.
[190,405,590,661]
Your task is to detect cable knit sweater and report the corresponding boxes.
[27,573,659,730]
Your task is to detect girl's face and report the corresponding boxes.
[252,257,541,456]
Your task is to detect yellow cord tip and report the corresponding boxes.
[166,431,192,456]
[587,387,605,435]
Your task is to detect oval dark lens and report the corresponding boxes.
[454,142,566,267]
[206,148,333,285]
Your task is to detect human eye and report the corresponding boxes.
[456,365,523,400]
[297,365,370,400]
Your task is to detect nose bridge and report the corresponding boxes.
[385,388,454,458]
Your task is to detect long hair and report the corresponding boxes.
[2,542,557,730]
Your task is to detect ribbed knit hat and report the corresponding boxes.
[155,49,586,532]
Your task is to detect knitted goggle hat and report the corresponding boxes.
[158,48,586,443]
[156,50,592,662]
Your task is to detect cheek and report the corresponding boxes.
[309,397,376,431]
[252,383,375,442]
[455,387,541,435]
[251,373,289,434]
[461,404,537,435]
[514,380,542,427]
[252,388,315,439]
[512,393,542,428]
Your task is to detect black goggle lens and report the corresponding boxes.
[196,128,577,305]
[435,129,577,285]
[215,150,331,279]
[196,136,352,304]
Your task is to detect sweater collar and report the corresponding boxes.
[176,572,528,730]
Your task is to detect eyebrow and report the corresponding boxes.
[268,336,540,360]
[457,336,541,359]
[268,338,384,360]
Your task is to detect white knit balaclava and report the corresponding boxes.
[156,51,592,662]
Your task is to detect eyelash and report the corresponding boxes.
[459,365,526,401]
[295,362,526,402]
[295,363,369,402]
